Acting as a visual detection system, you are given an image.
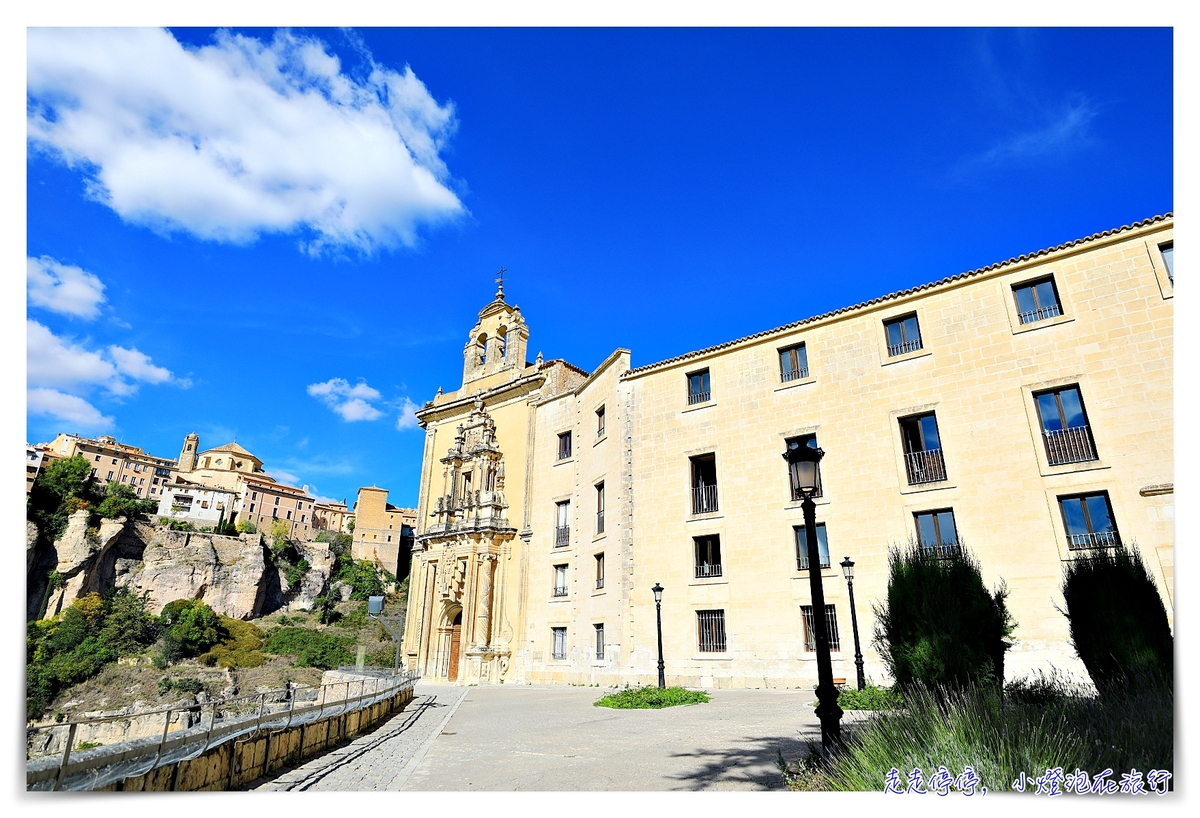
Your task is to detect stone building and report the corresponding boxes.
[351,487,415,579]
[313,500,350,534]
[403,215,1173,688]
[42,433,179,500]
[155,483,239,528]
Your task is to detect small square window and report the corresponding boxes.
[697,609,727,653]
[557,431,573,460]
[778,343,809,382]
[794,523,830,571]
[884,313,923,357]
[1013,276,1063,325]
[687,369,711,405]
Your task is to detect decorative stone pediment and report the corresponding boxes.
[425,399,511,538]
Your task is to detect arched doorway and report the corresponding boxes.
[448,611,463,682]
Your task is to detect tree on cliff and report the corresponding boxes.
[27,456,97,543]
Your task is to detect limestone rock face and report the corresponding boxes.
[45,512,128,618]
[26,521,39,573]
[282,539,335,612]
[130,531,269,620]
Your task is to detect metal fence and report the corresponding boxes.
[691,484,719,514]
[904,448,947,485]
[26,668,419,792]
[1044,425,1097,466]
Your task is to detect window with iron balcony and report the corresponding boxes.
[553,564,568,597]
[554,501,570,546]
[1012,276,1063,325]
[596,405,606,437]
[794,523,830,571]
[595,482,605,534]
[899,412,947,485]
[689,454,719,514]
[595,552,605,589]
[914,508,960,558]
[557,431,573,460]
[686,368,711,405]
[1059,491,1121,550]
[778,343,809,382]
[694,534,723,578]
[552,627,566,660]
[1034,385,1097,466]
[884,313,923,357]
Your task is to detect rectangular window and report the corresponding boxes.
[794,523,830,571]
[914,509,960,556]
[596,405,606,437]
[150,488,156,495]
[687,368,711,405]
[595,482,605,534]
[302,514,306,522]
[552,627,566,660]
[250,503,255,512]
[801,604,841,652]
[785,435,823,499]
[694,534,723,578]
[884,313,923,356]
[94,455,100,461]
[1034,385,1097,465]
[152,477,159,485]
[697,609,727,653]
[1159,242,1173,283]
[107,471,114,479]
[595,553,605,589]
[272,508,278,518]
[778,343,809,382]
[286,510,292,520]
[690,454,719,514]
[274,496,280,505]
[121,475,127,482]
[1059,492,1121,550]
[555,501,570,547]
[899,412,947,485]
[252,491,258,500]
[594,623,605,660]
[557,431,573,460]
[140,478,145,485]
[553,564,568,596]
[1013,276,1063,325]
[200,500,209,509]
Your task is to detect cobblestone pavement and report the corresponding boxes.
[250,685,466,791]
[252,684,833,791]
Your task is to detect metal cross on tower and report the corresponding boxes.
[495,266,507,299]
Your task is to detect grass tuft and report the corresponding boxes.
[594,686,710,709]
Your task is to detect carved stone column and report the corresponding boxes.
[474,554,497,649]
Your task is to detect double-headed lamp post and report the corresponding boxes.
[839,557,866,691]
[783,444,843,752]
[652,583,666,688]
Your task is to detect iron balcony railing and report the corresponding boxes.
[697,610,727,653]
[921,542,962,560]
[887,338,923,357]
[691,484,719,514]
[687,389,711,405]
[904,448,947,485]
[781,366,810,383]
[595,577,604,590]
[552,586,568,597]
[694,562,723,579]
[1067,530,1121,551]
[557,445,572,460]
[596,511,605,534]
[796,553,831,571]
[1018,303,1062,325]
[552,650,566,660]
[554,525,570,547]
[1044,426,1097,465]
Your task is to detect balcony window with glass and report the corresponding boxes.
[1034,385,1097,465]
[697,609,727,653]
[1013,276,1063,325]
[595,482,605,534]
[553,564,568,597]
[687,369,711,405]
[694,534,723,578]
[552,627,566,660]
[595,552,605,590]
[1059,492,1121,550]
[557,431,573,460]
[779,343,809,382]
[785,435,822,499]
[554,501,570,546]
[884,313,923,357]
[794,523,830,571]
[801,604,841,652]
[690,454,719,514]
[914,508,960,556]
[899,412,947,484]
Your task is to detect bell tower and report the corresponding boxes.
[178,432,199,473]
[462,268,529,387]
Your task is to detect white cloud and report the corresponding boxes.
[28,28,464,254]
[268,468,302,486]
[27,256,106,319]
[108,345,173,384]
[396,397,420,430]
[307,377,384,421]
[27,388,113,431]
[27,320,123,394]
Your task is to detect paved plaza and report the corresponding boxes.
[251,683,827,791]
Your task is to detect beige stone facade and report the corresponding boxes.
[42,433,179,500]
[404,216,1174,688]
[313,500,350,534]
[351,487,415,578]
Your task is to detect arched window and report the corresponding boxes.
[478,333,488,365]
[498,326,508,359]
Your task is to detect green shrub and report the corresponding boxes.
[1061,546,1173,692]
[837,684,904,711]
[339,560,395,600]
[594,686,710,709]
[285,559,311,588]
[873,542,1014,689]
[337,603,367,630]
[197,616,265,669]
[160,518,196,532]
[95,482,159,520]
[158,676,205,696]
[158,599,221,661]
[236,520,257,534]
[263,627,354,669]
[27,455,98,544]
[313,594,340,625]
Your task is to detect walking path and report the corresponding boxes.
[252,684,828,791]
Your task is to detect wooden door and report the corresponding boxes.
[448,617,462,681]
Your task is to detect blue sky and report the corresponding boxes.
[25,27,1173,507]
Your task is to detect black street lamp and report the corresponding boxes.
[783,444,843,752]
[840,557,866,691]
[652,583,666,688]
